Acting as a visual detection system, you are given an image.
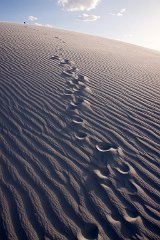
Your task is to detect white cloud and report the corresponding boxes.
[58,0,101,11]
[124,33,133,38]
[78,13,100,21]
[45,24,53,28]
[110,8,126,17]
[28,16,38,21]
[121,9,126,13]
[34,23,43,26]
[34,23,53,28]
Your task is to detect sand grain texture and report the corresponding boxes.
[0,23,160,240]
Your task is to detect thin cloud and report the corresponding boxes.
[58,0,101,11]
[78,13,100,21]
[110,8,126,17]
[28,16,38,21]
[34,23,43,26]
[34,23,53,28]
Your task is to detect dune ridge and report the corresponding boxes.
[0,22,160,240]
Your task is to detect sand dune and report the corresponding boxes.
[0,22,160,240]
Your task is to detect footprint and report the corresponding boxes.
[92,142,123,168]
[72,116,84,125]
[76,86,92,97]
[72,78,79,85]
[74,131,87,140]
[125,207,139,220]
[62,67,79,78]
[77,223,99,240]
[66,80,77,88]
[50,55,59,60]
[67,66,79,73]
[73,87,81,93]
[74,96,85,104]
[75,81,87,90]
[60,58,75,66]
[60,59,69,65]
[115,163,130,176]
[66,104,78,111]
[71,99,91,111]
[78,75,90,82]
[80,100,92,111]
[66,105,79,116]
[70,101,79,107]
[96,142,119,152]
[62,70,73,77]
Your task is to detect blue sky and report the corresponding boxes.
[0,0,160,51]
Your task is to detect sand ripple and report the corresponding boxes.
[0,23,160,240]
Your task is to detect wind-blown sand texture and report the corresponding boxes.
[0,22,160,240]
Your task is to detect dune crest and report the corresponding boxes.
[0,23,160,240]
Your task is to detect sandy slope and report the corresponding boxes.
[0,22,160,240]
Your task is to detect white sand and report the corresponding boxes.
[0,22,160,240]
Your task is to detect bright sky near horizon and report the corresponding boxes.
[0,0,160,51]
